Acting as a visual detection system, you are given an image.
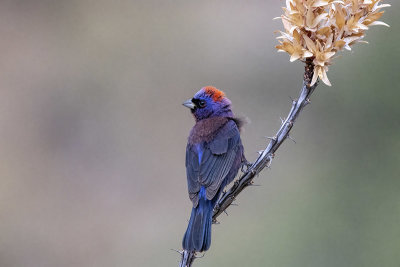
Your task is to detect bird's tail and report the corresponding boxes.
[182,188,214,252]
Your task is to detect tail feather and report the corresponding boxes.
[182,188,213,252]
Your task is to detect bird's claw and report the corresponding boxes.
[241,160,253,173]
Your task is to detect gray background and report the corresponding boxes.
[0,1,399,266]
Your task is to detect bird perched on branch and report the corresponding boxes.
[182,86,245,252]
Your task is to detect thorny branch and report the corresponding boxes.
[179,60,318,266]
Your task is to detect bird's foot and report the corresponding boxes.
[241,160,253,173]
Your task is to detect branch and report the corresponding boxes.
[179,60,318,266]
[179,250,196,267]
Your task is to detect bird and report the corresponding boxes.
[182,86,245,252]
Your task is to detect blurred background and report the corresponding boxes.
[0,1,398,266]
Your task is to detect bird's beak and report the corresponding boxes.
[182,99,195,109]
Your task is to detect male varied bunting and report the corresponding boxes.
[182,86,245,252]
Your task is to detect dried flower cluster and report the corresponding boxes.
[275,0,390,86]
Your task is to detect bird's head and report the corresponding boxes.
[183,86,233,121]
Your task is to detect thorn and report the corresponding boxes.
[231,203,239,206]
[287,135,296,144]
[257,150,264,155]
[280,117,285,124]
[289,96,294,102]
[223,210,229,216]
[266,136,277,141]
[305,98,311,104]
[195,253,205,259]
[171,248,183,255]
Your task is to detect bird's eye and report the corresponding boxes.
[198,100,206,108]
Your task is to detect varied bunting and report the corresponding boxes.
[182,86,245,252]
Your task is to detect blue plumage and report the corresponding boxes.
[182,86,245,252]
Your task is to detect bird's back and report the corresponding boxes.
[186,118,244,207]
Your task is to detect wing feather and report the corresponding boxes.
[186,120,243,206]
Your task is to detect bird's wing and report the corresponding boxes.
[199,120,242,201]
[186,120,243,206]
[186,144,200,206]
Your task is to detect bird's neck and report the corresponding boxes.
[188,117,230,145]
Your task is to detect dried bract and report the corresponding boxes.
[275,0,390,86]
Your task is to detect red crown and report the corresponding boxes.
[203,86,225,102]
